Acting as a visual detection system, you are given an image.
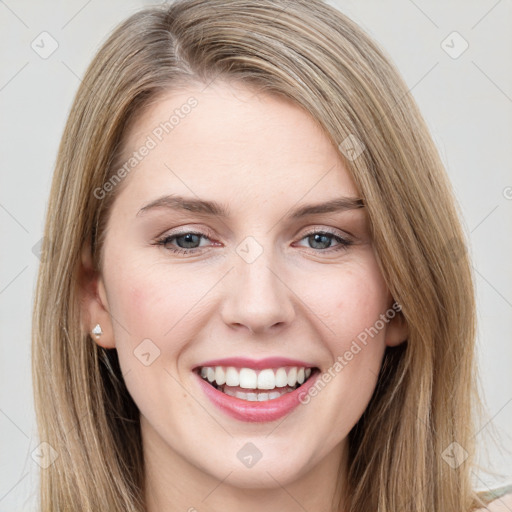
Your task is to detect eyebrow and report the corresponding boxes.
[137,194,365,219]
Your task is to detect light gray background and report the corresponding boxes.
[1,0,511,510]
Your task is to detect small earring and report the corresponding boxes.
[92,323,103,339]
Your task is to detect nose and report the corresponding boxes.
[219,246,295,335]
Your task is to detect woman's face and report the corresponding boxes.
[83,80,406,497]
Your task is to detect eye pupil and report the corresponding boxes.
[309,233,331,249]
[177,233,201,248]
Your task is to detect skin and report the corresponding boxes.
[80,80,408,512]
[478,494,512,512]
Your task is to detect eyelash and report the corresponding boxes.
[153,228,353,256]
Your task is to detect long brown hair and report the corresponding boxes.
[32,1,490,510]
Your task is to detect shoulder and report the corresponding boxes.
[475,484,512,511]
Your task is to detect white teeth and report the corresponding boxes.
[257,369,275,390]
[287,367,297,386]
[198,365,315,390]
[275,367,288,387]
[224,389,290,401]
[225,367,239,386]
[215,366,226,385]
[239,368,257,389]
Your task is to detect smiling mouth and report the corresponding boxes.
[194,366,320,402]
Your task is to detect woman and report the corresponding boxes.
[32,0,511,510]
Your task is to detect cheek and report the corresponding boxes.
[313,258,390,346]
[107,249,181,328]
[295,267,391,459]
[104,256,219,365]
[103,263,203,414]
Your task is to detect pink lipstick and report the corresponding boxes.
[193,361,320,422]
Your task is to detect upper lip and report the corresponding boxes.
[193,357,318,371]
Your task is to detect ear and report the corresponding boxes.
[384,301,408,347]
[78,241,115,349]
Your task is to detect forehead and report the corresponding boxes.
[115,80,359,214]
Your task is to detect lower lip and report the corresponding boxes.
[194,370,319,422]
